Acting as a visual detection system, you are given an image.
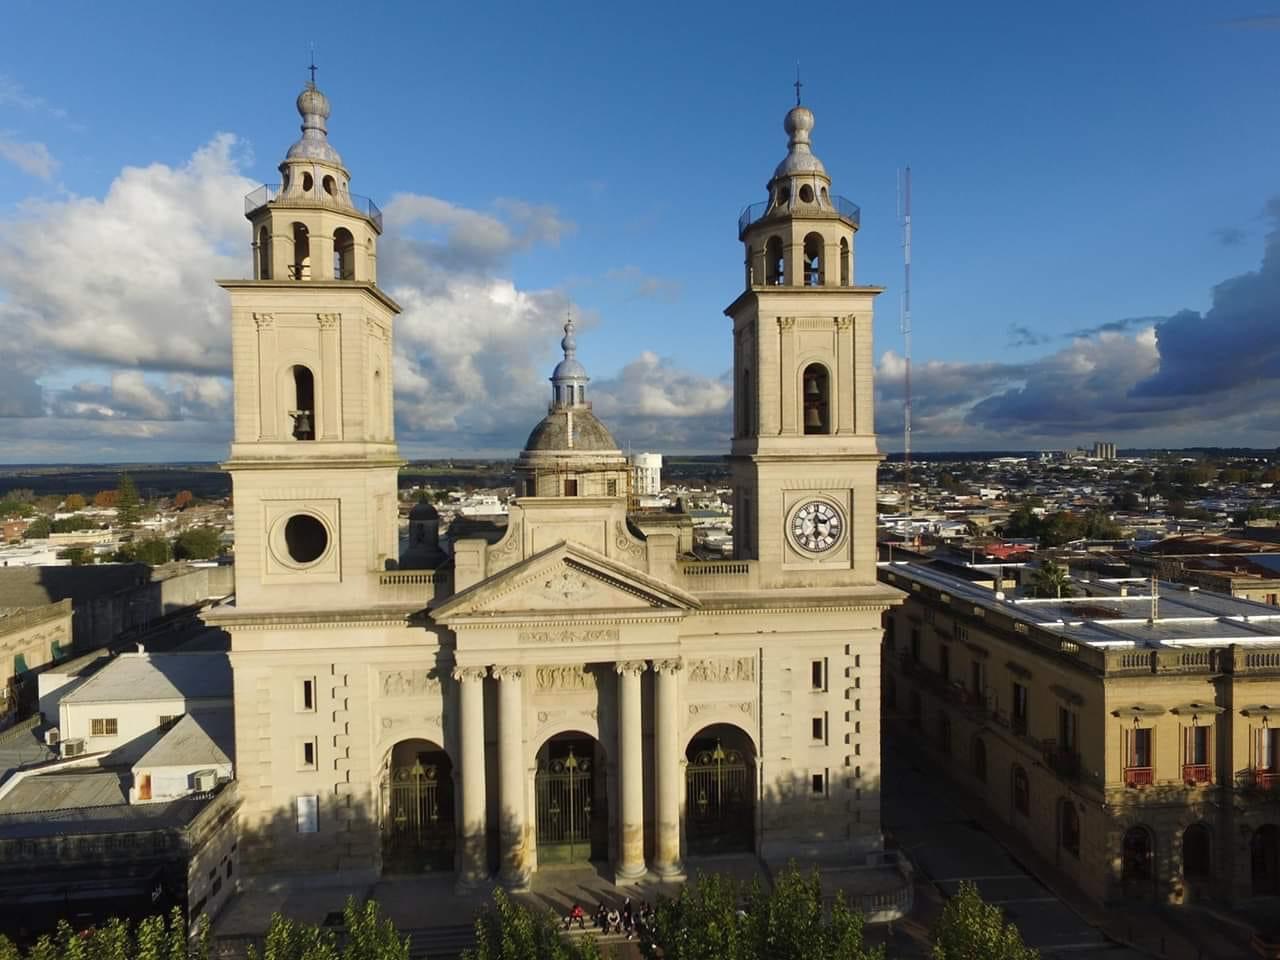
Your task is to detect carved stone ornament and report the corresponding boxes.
[835,314,853,330]
[380,713,443,732]
[490,665,524,682]
[543,569,594,602]
[317,312,341,330]
[452,665,488,683]
[614,522,645,560]
[653,658,683,676]
[615,660,647,676]
[379,670,442,699]
[777,317,795,331]
[519,627,619,645]
[535,665,595,691]
[253,312,275,331]
[688,701,754,717]
[686,657,756,684]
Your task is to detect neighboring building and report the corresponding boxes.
[879,557,1280,906]
[1093,442,1117,460]
[630,453,663,497]
[0,599,72,726]
[0,520,29,544]
[208,80,902,901]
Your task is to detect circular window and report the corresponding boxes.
[322,175,336,196]
[301,172,314,193]
[284,514,328,564]
[799,184,815,203]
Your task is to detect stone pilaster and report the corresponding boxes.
[653,658,684,878]
[454,665,488,890]
[615,659,648,883]
[492,665,529,889]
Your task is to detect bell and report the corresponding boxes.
[293,410,313,439]
[805,377,821,397]
[805,406,823,429]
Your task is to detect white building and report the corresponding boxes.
[630,452,663,496]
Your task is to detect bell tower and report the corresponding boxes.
[726,98,882,588]
[220,75,401,611]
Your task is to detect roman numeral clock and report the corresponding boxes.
[788,499,845,554]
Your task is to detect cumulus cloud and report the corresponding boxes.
[0,135,57,179]
[1006,323,1050,348]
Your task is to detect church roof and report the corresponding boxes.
[523,407,620,454]
[772,105,828,180]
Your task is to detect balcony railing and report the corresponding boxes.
[1124,765,1154,787]
[1256,769,1280,789]
[1182,763,1212,785]
[244,184,383,231]
[737,194,861,238]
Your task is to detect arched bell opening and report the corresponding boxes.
[257,226,271,280]
[534,732,608,865]
[839,237,850,286]
[802,362,830,435]
[333,227,356,280]
[765,235,784,286]
[803,232,824,286]
[288,365,316,441]
[381,738,455,874]
[290,222,311,280]
[685,723,755,855]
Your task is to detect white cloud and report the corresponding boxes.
[0,134,57,179]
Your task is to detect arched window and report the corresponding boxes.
[973,737,987,783]
[291,223,311,281]
[1012,764,1029,816]
[839,237,850,286]
[820,186,829,204]
[1183,823,1211,880]
[1060,801,1080,858]
[803,232,824,286]
[289,365,315,441]
[322,174,336,197]
[1124,826,1155,890]
[257,226,271,280]
[333,227,355,280]
[1253,824,1280,895]
[802,363,830,435]
[301,171,314,193]
[765,236,784,286]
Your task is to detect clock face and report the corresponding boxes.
[789,500,844,553]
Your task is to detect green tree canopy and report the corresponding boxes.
[174,526,221,560]
[1028,560,1071,599]
[56,546,94,566]
[116,473,140,527]
[464,888,600,960]
[931,881,1038,960]
[22,517,50,540]
[117,536,173,565]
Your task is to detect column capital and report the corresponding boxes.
[491,664,524,682]
[653,657,683,676]
[615,660,648,676]
[453,665,487,683]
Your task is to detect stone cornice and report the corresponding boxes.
[447,610,686,630]
[205,607,419,629]
[217,278,403,314]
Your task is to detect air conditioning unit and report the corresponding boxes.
[61,738,85,758]
[193,769,217,792]
[44,728,60,747]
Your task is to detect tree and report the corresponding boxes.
[51,516,99,534]
[174,526,221,560]
[22,517,50,540]
[56,547,94,566]
[117,536,173,565]
[931,881,1038,960]
[465,888,600,960]
[1028,560,1071,599]
[93,489,119,508]
[173,490,194,510]
[64,493,86,511]
[116,473,140,527]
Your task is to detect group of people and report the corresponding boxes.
[562,896,655,941]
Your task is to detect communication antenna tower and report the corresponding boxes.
[898,167,913,521]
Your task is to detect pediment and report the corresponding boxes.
[432,541,699,621]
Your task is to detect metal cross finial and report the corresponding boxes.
[308,44,318,86]
[794,64,803,106]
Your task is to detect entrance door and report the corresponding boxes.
[382,744,455,873]
[535,736,604,864]
[686,731,754,854]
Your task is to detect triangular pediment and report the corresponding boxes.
[432,541,700,621]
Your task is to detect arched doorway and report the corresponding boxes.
[685,723,756,855]
[381,738,454,874]
[1122,825,1155,898]
[534,732,607,865]
[1252,824,1280,895]
[1183,823,1211,886]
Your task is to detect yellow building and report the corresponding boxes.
[208,78,902,896]
[880,557,1280,905]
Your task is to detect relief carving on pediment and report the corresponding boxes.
[535,665,596,692]
[687,657,756,684]
[519,628,619,645]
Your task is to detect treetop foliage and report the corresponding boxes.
[931,881,1038,960]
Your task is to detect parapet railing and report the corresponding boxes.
[677,559,758,592]
[244,183,383,231]
[737,194,860,238]
[375,568,453,603]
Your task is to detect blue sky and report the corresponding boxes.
[0,1,1278,461]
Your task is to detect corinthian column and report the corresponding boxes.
[615,660,648,883]
[653,658,684,878]
[492,665,529,889]
[454,665,488,890]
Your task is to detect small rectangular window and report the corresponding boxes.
[564,478,579,497]
[298,678,315,712]
[299,738,317,771]
[90,718,118,737]
[606,479,618,497]
[296,795,319,834]
[811,773,825,795]
[811,716,824,741]
[810,659,824,690]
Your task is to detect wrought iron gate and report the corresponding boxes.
[686,741,752,854]
[382,759,453,872]
[535,747,597,864]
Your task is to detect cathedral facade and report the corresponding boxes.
[211,80,900,891]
